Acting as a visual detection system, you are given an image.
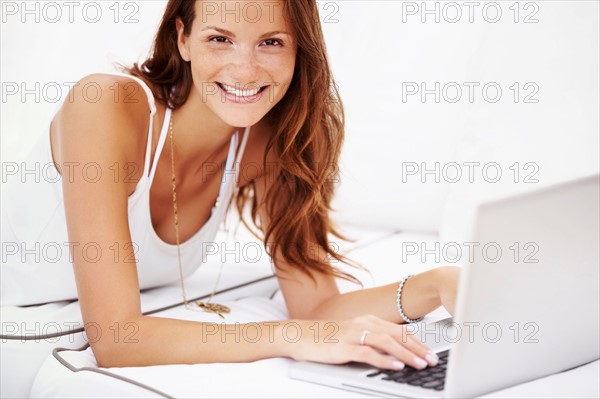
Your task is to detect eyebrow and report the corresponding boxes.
[201,26,291,39]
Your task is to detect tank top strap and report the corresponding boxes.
[101,72,162,184]
[147,107,172,184]
[234,126,251,168]
[224,131,238,172]
[233,126,250,192]
[228,126,251,208]
[145,116,247,190]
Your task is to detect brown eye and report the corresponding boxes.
[262,38,283,47]
[209,36,230,44]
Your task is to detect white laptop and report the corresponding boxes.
[289,173,600,398]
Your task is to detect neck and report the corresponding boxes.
[169,89,239,171]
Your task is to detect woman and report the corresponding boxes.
[1,0,460,370]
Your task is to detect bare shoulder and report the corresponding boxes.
[50,73,153,192]
[53,73,151,135]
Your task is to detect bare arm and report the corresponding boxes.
[250,170,460,323]
[56,74,297,368]
[245,173,460,370]
[59,75,455,370]
[95,316,294,367]
[308,267,460,322]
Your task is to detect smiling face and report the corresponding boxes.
[176,0,297,128]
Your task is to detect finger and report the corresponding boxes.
[399,326,441,367]
[357,316,437,367]
[394,333,439,367]
[369,334,437,369]
[398,326,431,352]
[350,345,406,371]
[367,316,431,352]
[367,317,436,365]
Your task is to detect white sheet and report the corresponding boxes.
[29,230,599,398]
[1,223,396,398]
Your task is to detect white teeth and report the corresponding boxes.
[219,83,262,97]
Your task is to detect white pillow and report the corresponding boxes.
[326,1,598,235]
[439,1,600,245]
[324,2,483,232]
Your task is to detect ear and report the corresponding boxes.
[176,17,191,62]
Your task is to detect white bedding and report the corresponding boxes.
[30,300,600,399]
[0,268,279,399]
[28,229,455,398]
[1,223,396,398]
[7,226,599,398]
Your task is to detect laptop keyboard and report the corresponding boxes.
[365,349,450,391]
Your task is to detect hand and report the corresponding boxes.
[433,266,461,316]
[287,315,440,371]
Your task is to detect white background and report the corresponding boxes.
[1,0,599,239]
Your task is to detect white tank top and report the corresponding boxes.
[0,73,250,306]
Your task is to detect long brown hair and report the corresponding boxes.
[123,0,368,287]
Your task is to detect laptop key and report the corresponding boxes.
[383,373,407,381]
[385,370,411,380]
[390,374,416,383]
[366,371,382,377]
[421,380,444,390]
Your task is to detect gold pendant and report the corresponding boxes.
[195,302,231,319]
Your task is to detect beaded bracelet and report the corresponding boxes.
[396,274,424,324]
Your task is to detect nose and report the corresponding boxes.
[230,45,261,86]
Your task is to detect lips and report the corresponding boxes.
[216,82,269,98]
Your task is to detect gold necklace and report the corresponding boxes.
[169,112,231,319]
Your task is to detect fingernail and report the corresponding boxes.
[392,360,405,370]
[425,353,439,366]
[413,357,428,369]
